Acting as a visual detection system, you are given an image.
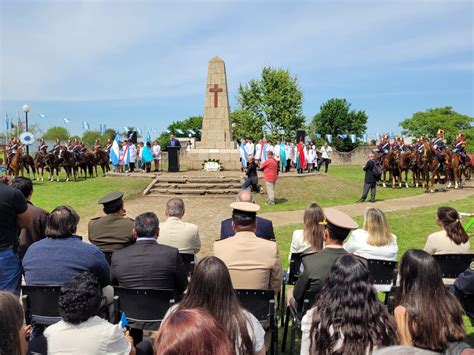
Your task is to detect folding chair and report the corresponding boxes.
[179,253,195,277]
[236,289,278,355]
[433,254,474,280]
[113,287,175,330]
[280,252,303,326]
[281,290,317,354]
[366,258,398,302]
[21,285,62,325]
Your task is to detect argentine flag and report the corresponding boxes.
[110,134,121,165]
[239,141,248,168]
[122,144,131,165]
[280,141,287,169]
[326,134,333,144]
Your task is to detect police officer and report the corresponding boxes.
[88,192,134,264]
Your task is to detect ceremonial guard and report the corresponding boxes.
[106,138,113,154]
[452,132,470,165]
[88,192,135,264]
[50,138,62,157]
[38,138,48,155]
[412,136,425,155]
[93,139,102,152]
[71,139,82,158]
[376,135,391,162]
[7,137,19,162]
[432,129,447,168]
[397,137,408,153]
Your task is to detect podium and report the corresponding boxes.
[167,146,180,172]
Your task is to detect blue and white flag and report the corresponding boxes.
[82,121,90,130]
[137,127,143,135]
[175,129,184,135]
[363,133,368,143]
[188,129,195,135]
[99,124,104,135]
[110,133,121,165]
[326,134,333,144]
[261,142,268,161]
[38,113,46,119]
[338,134,348,139]
[145,134,150,143]
[350,134,357,143]
[165,129,171,134]
[5,113,10,131]
[151,128,157,134]
[376,133,380,141]
[239,141,248,168]
[63,118,71,123]
[123,126,129,133]
[315,133,321,139]
[122,144,131,165]
[389,132,395,141]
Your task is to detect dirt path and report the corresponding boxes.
[77,185,473,258]
[260,186,474,227]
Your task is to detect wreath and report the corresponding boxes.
[202,159,223,172]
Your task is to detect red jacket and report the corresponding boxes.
[261,158,278,182]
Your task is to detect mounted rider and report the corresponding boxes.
[432,129,448,169]
[71,139,82,159]
[412,136,425,155]
[50,138,62,157]
[38,138,49,155]
[396,136,409,153]
[105,138,113,154]
[376,134,391,162]
[452,132,470,165]
[7,137,19,162]
[93,139,102,152]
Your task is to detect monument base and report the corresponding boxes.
[185,149,241,171]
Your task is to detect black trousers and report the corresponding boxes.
[360,182,376,202]
[129,162,135,172]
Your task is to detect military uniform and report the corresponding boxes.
[88,192,134,262]
[450,262,474,318]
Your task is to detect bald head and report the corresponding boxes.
[236,190,256,203]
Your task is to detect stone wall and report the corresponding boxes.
[330,146,376,165]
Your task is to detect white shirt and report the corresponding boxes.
[255,143,262,160]
[245,142,254,156]
[289,229,313,261]
[343,229,398,261]
[129,144,137,163]
[152,144,161,159]
[320,145,332,159]
[44,316,131,355]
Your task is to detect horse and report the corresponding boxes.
[421,142,449,193]
[448,150,467,189]
[411,151,425,188]
[34,152,48,181]
[76,152,94,179]
[10,147,24,177]
[94,148,110,176]
[398,151,413,188]
[388,150,401,188]
[379,153,391,188]
[59,147,77,181]
[45,153,61,182]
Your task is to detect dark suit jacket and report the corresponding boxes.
[220,217,275,240]
[111,239,188,295]
[363,159,377,184]
[166,139,181,149]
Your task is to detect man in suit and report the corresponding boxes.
[158,198,201,255]
[167,133,181,148]
[214,202,282,294]
[220,190,275,240]
[111,212,188,292]
[292,208,358,310]
[357,152,378,203]
[88,192,134,264]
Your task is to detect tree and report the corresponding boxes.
[235,67,305,140]
[102,129,117,142]
[399,107,473,145]
[82,130,102,148]
[311,98,368,151]
[42,126,70,141]
[167,116,203,139]
[230,110,263,142]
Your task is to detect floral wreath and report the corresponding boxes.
[202,159,223,172]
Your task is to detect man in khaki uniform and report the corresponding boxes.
[214,201,282,294]
[88,191,134,264]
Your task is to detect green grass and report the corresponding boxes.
[257,165,426,213]
[30,174,151,217]
[274,197,474,345]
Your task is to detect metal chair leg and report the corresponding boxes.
[281,306,291,352]
[289,315,297,355]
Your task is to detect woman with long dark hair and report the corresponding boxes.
[0,291,28,355]
[155,309,233,355]
[164,256,265,354]
[395,249,466,351]
[424,207,470,255]
[301,254,397,354]
[289,203,325,258]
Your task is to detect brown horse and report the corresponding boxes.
[10,146,36,178]
[380,153,390,188]
[398,151,413,188]
[448,151,467,189]
[94,148,110,176]
[411,151,425,188]
[421,142,449,193]
[45,153,61,182]
[59,147,77,181]
[388,150,401,188]
[34,152,47,181]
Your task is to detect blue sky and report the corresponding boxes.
[1,0,473,139]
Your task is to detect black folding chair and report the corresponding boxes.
[281,290,317,354]
[280,252,303,326]
[113,287,175,330]
[236,289,278,355]
[457,292,474,324]
[366,258,398,303]
[21,285,62,325]
[179,253,195,277]
[433,254,474,280]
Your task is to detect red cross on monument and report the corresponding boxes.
[209,84,223,108]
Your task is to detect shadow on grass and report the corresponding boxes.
[275,198,288,204]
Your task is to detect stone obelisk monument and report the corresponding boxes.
[186,56,240,170]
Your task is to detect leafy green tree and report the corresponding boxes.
[399,107,472,143]
[167,116,203,139]
[42,126,70,141]
[311,98,368,152]
[235,67,305,139]
[231,110,263,142]
[82,130,102,148]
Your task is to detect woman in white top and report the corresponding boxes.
[424,206,470,255]
[290,203,325,260]
[300,255,397,355]
[344,207,398,261]
[44,272,134,355]
[152,140,161,172]
[164,256,265,355]
[318,141,332,174]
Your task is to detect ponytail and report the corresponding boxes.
[437,207,469,245]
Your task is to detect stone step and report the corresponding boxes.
[151,182,242,189]
[155,176,242,184]
[148,188,242,195]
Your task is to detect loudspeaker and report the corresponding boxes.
[296,130,306,143]
[127,131,137,144]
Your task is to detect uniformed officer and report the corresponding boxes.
[38,138,48,155]
[88,191,134,264]
[450,261,474,318]
[432,129,447,168]
[292,208,358,310]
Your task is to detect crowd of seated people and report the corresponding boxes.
[0,175,473,354]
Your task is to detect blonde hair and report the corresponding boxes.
[303,203,325,252]
[363,208,393,246]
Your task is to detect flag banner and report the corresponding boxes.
[315,133,321,139]
[123,126,129,133]
[110,133,121,165]
[350,134,357,143]
[364,133,368,143]
[121,144,130,164]
[137,127,142,135]
[280,141,287,168]
[376,133,380,141]
[176,129,184,135]
[326,134,333,143]
[151,128,157,134]
[82,121,90,130]
[145,134,150,143]
[5,113,10,131]
[239,142,247,168]
[338,134,348,139]
[389,132,395,141]
[38,114,46,119]
[63,118,71,123]
[188,129,195,135]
